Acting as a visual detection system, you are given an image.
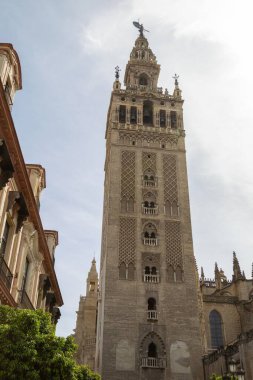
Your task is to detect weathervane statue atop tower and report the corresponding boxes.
[133,20,149,37]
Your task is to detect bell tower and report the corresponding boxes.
[96,24,203,380]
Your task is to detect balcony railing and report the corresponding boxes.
[147,310,158,320]
[18,289,34,310]
[142,179,157,187]
[0,256,13,290]
[144,274,160,283]
[143,238,158,246]
[142,205,158,215]
[141,357,166,368]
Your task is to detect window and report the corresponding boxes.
[143,100,153,125]
[119,262,126,280]
[21,257,30,293]
[172,201,178,217]
[119,262,135,280]
[139,73,148,86]
[119,105,126,123]
[209,310,224,348]
[130,106,137,124]
[128,263,135,280]
[168,265,175,282]
[148,343,157,358]
[170,111,177,129]
[1,221,10,256]
[160,110,166,127]
[175,266,183,282]
[148,297,156,310]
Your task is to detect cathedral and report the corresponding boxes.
[74,25,253,380]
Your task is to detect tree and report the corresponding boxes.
[0,305,100,380]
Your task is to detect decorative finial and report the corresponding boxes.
[115,66,121,80]
[133,21,149,37]
[201,266,205,281]
[233,251,243,281]
[173,73,179,86]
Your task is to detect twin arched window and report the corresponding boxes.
[209,310,224,348]
[119,262,134,280]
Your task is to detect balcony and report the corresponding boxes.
[143,237,158,246]
[0,256,13,290]
[147,310,158,320]
[141,357,166,369]
[18,290,34,310]
[142,205,158,215]
[144,274,160,283]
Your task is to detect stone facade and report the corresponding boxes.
[0,43,62,319]
[94,30,203,380]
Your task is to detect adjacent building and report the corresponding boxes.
[74,259,98,370]
[0,43,63,321]
[201,253,253,379]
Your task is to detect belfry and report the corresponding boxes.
[94,24,203,379]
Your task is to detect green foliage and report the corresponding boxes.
[0,305,100,380]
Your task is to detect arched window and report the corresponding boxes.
[145,266,150,275]
[119,105,126,123]
[130,106,137,124]
[128,263,135,280]
[139,73,148,86]
[150,232,156,239]
[148,342,157,358]
[175,266,183,282]
[143,100,153,125]
[165,200,171,216]
[168,265,174,282]
[119,262,126,280]
[148,298,156,310]
[121,197,127,213]
[159,110,166,127]
[172,201,178,217]
[170,111,177,129]
[151,267,157,275]
[209,310,224,348]
[128,197,134,212]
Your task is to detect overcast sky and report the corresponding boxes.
[1,0,253,337]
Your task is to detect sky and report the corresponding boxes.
[1,0,253,337]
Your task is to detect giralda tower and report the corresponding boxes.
[95,24,203,380]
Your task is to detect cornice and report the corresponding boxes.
[0,82,63,306]
[0,43,22,89]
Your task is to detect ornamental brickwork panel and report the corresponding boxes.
[121,151,136,200]
[119,217,136,265]
[165,221,183,268]
[163,154,178,203]
[142,152,157,174]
